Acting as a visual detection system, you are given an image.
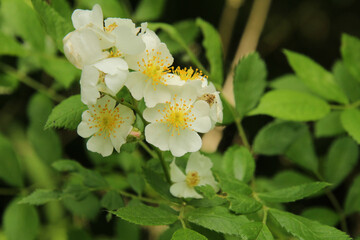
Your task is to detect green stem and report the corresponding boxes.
[139,140,158,159]
[119,190,168,204]
[330,99,360,110]
[120,100,148,124]
[0,64,64,102]
[155,148,171,184]
[179,202,187,229]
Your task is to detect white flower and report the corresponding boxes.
[198,82,223,127]
[77,95,135,157]
[170,152,219,199]
[80,58,128,105]
[143,85,212,157]
[125,29,184,107]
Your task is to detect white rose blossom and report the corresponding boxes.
[125,29,184,107]
[143,85,212,157]
[170,152,219,199]
[77,95,135,157]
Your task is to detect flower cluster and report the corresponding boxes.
[64,5,223,157]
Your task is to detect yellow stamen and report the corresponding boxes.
[186,171,200,187]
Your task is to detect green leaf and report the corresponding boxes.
[254,224,274,240]
[228,193,262,214]
[187,206,262,238]
[52,159,82,172]
[63,193,100,219]
[31,0,73,52]
[0,133,23,187]
[324,136,358,187]
[134,0,166,21]
[191,185,227,208]
[27,93,62,164]
[258,182,329,203]
[234,52,267,117]
[113,204,178,226]
[341,34,360,83]
[172,228,207,240]
[285,127,319,173]
[269,74,310,93]
[344,175,360,215]
[143,167,180,202]
[50,0,72,20]
[3,200,39,240]
[315,111,345,138]
[249,90,331,121]
[0,32,25,56]
[1,0,45,51]
[272,170,314,189]
[127,173,145,195]
[301,207,339,226]
[284,49,348,104]
[115,218,141,240]
[81,169,108,189]
[101,190,124,210]
[269,208,351,240]
[217,173,252,196]
[77,0,130,18]
[19,189,61,205]
[341,108,360,144]
[45,95,87,130]
[196,18,223,86]
[40,56,80,88]
[222,146,255,183]
[158,20,200,55]
[0,74,19,94]
[333,61,360,102]
[253,120,304,155]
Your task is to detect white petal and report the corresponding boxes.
[110,128,128,153]
[168,129,202,157]
[80,66,100,105]
[191,101,211,133]
[116,104,136,124]
[94,58,128,75]
[81,84,100,105]
[199,175,219,192]
[141,29,161,50]
[170,182,202,199]
[77,111,98,138]
[80,65,99,86]
[170,161,186,183]
[144,123,170,151]
[87,135,113,157]
[113,25,146,56]
[124,52,146,71]
[143,103,166,122]
[162,74,184,86]
[89,95,116,112]
[155,43,173,67]
[104,18,135,29]
[143,83,171,107]
[72,4,103,30]
[104,71,127,94]
[186,152,213,173]
[125,72,147,100]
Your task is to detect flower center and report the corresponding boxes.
[199,93,216,107]
[186,171,200,187]
[171,66,207,81]
[104,22,118,32]
[138,49,170,87]
[156,96,196,136]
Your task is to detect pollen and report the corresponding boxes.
[171,66,207,81]
[104,22,118,32]
[186,171,200,187]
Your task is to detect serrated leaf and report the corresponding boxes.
[52,159,82,172]
[301,207,339,227]
[272,170,314,189]
[187,206,262,238]
[101,190,124,210]
[191,185,227,208]
[1,0,45,51]
[19,189,61,205]
[127,173,145,195]
[324,136,358,187]
[285,127,319,173]
[341,108,360,144]
[258,182,329,203]
[196,18,223,86]
[63,193,100,219]
[222,146,255,183]
[0,133,23,187]
[115,218,141,240]
[3,200,39,240]
[269,208,351,240]
[0,32,25,56]
[171,228,207,240]
[269,74,310,93]
[344,175,360,215]
[228,194,262,214]
[113,204,178,226]
[315,111,345,138]
[284,50,348,104]
[234,52,267,117]
[45,95,87,130]
[31,0,73,52]
[217,173,252,196]
[341,34,360,83]
[249,90,330,121]
[253,120,304,156]
[134,0,166,21]
[81,169,108,189]
[254,224,274,240]
[63,184,90,201]
[333,61,360,102]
